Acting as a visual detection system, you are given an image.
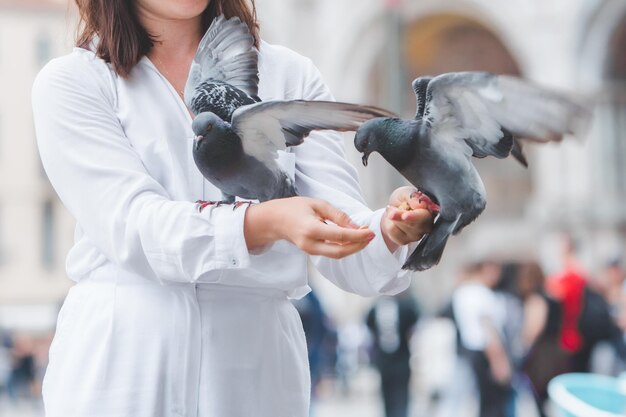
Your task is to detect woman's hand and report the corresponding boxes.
[381,186,435,253]
[244,197,376,259]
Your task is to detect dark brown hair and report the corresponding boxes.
[75,0,259,77]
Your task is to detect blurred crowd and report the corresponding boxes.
[436,240,626,417]
[294,235,626,417]
[0,330,50,408]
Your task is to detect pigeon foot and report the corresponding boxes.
[233,201,254,211]
[410,191,441,214]
[196,199,228,212]
[195,200,255,212]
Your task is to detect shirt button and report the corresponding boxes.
[231,259,237,266]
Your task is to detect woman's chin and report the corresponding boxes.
[136,0,210,22]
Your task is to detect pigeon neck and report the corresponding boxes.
[203,131,243,164]
[376,121,416,171]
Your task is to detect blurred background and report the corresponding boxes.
[0,0,625,416]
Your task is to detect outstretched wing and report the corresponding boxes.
[184,15,259,111]
[421,72,591,163]
[231,100,396,169]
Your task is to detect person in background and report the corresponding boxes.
[517,262,567,417]
[292,291,331,413]
[0,331,12,397]
[546,236,588,371]
[433,286,476,417]
[547,237,626,374]
[493,262,529,417]
[366,290,419,417]
[615,287,626,374]
[6,334,36,402]
[600,257,626,313]
[452,260,512,417]
[494,263,525,369]
[592,257,626,375]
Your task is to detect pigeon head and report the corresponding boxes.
[354,118,389,167]
[192,112,226,152]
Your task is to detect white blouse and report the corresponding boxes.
[32,40,411,298]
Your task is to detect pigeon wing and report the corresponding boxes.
[412,76,433,119]
[231,100,396,169]
[422,72,591,161]
[184,15,259,110]
[190,81,257,121]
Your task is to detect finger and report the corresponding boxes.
[314,201,359,229]
[309,240,370,259]
[313,223,375,244]
[389,186,417,207]
[407,198,428,211]
[394,214,434,233]
[387,206,403,221]
[392,220,433,238]
[399,208,433,222]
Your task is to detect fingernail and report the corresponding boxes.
[367,233,375,241]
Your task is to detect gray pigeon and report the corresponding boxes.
[354,72,591,271]
[185,16,395,205]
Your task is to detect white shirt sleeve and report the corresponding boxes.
[293,58,411,297]
[32,54,252,284]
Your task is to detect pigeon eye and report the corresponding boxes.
[206,123,213,131]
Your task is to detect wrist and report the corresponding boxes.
[380,215,400,254]
[244,201,281,250]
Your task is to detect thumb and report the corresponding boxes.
[314,201,359,229]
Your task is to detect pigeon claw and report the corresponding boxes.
[410,191,441,214]
[196,199,226,212]
[233,201,254,211]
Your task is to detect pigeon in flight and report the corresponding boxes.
[354,72,591,271]
[184,16,394,205]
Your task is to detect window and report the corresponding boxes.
[42,200,55,270]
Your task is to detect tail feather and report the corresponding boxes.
[403,215,461,271]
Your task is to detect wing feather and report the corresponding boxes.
[422,72,591,162]
[184,16,259,108]
[231,101,396,168]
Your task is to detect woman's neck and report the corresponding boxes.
[139,9,203,62]
[139,10,203,101]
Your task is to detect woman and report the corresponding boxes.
[31,1,433,416]
[518,262,567,417]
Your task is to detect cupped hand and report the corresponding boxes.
[381,186,436,253]
[244,197,375,259]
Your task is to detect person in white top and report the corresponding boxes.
[31,1,434,416]
[452,261,512,417]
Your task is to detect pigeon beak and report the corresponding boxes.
[362,153,369,167]
[194,135,203,151]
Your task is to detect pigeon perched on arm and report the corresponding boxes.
[185,16,395,205]
[354,72,591,271]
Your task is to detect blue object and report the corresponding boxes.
[548,373,626,417]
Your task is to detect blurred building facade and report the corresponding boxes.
[0,0,74,331]
[0,0,624,329]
